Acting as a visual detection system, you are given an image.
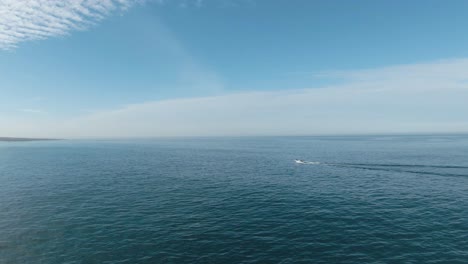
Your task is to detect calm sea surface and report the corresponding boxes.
[1,136,468,263]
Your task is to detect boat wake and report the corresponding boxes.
[334,164,468,178]
[332,163,468,169]
[294,160,468,177]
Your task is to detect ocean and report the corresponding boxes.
[1,135,467,263]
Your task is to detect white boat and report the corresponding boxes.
[295,159,321,165]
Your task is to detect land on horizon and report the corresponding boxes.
[0,137,59,142]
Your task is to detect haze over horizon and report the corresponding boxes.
[1,0,468,138]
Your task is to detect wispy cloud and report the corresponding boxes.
[0,0,248,49]
[4,58,467,138]
[19,108,44,114]
[316,58,468,88]
[0,0,142,50]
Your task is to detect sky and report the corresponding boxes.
[1,0,468,138]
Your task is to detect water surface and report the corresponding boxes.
[1,136,467,263]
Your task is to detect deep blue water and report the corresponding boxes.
[1,135,468,263]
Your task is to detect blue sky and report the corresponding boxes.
[1,0,468,137]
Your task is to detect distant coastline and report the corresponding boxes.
[0,137,60,142]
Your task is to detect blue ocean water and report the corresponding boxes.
[1,135,468,263]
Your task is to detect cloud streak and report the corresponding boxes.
[3,58,468,138]
[0,0,141,49]
[20,108,44,114]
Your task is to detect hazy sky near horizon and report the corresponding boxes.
[1,0,468,137]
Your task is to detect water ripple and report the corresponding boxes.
[1,137,468,263]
